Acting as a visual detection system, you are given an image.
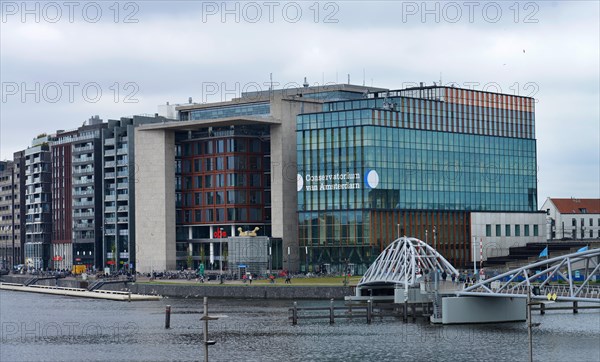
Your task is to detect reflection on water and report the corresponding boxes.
[1,291,599,362]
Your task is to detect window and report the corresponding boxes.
[515,225,520,237]
[496,224,501,236]
[216,191,224,205]
[533,225,539,236]
[485,224,491,237]
[505,225,511,237]
[572,218,576,226]
[590,218,593,226]
[524,224,530,236]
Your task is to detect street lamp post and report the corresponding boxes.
[305,246,308,274]
[269,245,272,275]
[219,228,223,277]
[397,224,400,239]
[472,236,478,277]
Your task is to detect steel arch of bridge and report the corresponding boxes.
[459,248,600,303]
[358,236,458,288]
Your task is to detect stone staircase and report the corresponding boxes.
[485,241,597,270]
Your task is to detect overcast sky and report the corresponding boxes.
[1,1,598,203]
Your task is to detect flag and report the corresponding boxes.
[577,246,589,252]
[539,247,548,258]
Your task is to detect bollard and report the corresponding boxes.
[573,301,578,314]
[403,302,408,323]
[292,301,298,325]
[165,305,171,329]
[128,291,131,303]
[329,299,335,324]
[540,302,545,315]
[367,299,372,324]
[411,304,416,322]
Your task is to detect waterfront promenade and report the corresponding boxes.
[0,274,357,300]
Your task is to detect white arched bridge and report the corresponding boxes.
[459,248,600,303]
[357,236,600,303]
[358,236,458,288]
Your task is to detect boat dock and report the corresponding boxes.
[0,282,160,301]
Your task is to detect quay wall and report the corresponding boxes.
[1,275,353,300]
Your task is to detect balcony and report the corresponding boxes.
[117,148,128,155]
[104,206,116,212]
[73,201,94,207]
[73,178,93,185]
[118,217,128,223]
[104,161,116,168]
[117,160,128,166]
[74,223,93,229]
[104,138,115,145]
[73,190,95,197]
[73,169,94,175]
[117,194,128,201]
[73,157,93,164]
[105,217,116,223]
[117,183,128,189]
[104,172,116,179]
[74,212,94,218]
[104,149,116,156]
[105,194,116,201]
[73,145,94,153]
[105,229,116,236]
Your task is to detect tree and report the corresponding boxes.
[186,253,193,270]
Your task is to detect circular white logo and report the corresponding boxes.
[297,174,304,191]
[366,170,379,189]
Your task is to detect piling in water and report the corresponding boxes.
[165,305,171,329]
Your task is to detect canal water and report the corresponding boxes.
[1,290,599,362]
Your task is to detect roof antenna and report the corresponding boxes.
[303,77,309,88]
[362,68,365,86]
[347,74,350,85]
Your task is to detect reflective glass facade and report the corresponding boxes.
[181,102,270,121]
[297,86,537,271]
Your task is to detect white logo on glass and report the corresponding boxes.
[366,170,379,189]
[297,174,304,191]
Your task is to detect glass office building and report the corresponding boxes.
[297,86,537,272]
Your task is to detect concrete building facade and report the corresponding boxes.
[135,84,381,273]
[470,212,546,262]
[0,153,25,269]
[102,115,177,272]
[50,117,107,270]
[23,138,52,269]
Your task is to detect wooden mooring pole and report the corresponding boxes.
[329,299,335,324]
[292,302,298,325]
[165,305,171,329]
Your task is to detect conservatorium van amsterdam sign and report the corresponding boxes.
[297,170,379,191]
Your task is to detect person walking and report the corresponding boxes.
[249,274,253,285]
